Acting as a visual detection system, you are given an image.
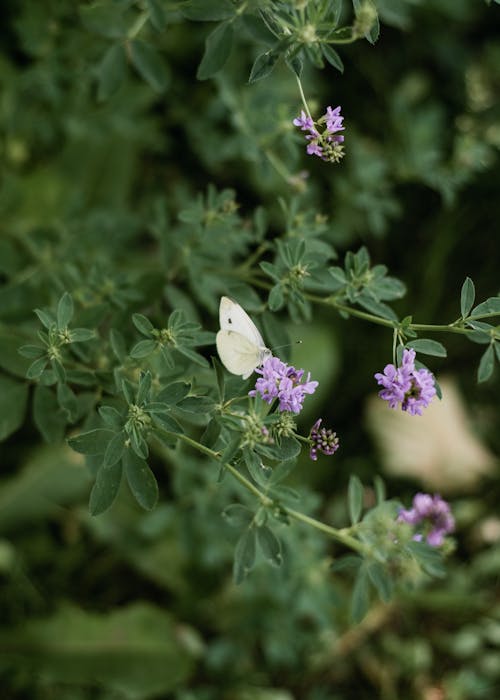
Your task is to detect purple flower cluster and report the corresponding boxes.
[293,105,345,163]
[309,419,339,461]
[374,348,436,416]
[398,493,455,547]
[249,356,318,414]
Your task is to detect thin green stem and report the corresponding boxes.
[324,36,356,45]
[127,11,149,39]
[239,274,485,337]
[166,430,368,553]
[224,462,273,505]
[285,507,368,554]
[237,242,271,273]
[262,148,296,185]
[409,323,472,335]
[295,75,313,121]
[392,328,398,366]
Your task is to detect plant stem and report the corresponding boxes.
[295,75,313,121]
[167,430,368,554]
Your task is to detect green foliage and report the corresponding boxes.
[1,0,499,698]
[0,603,197,698]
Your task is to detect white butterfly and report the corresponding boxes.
[216,296,271,379]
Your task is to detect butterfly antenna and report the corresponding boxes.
[270,340,303,352]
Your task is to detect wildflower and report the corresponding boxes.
[323,106,345,137]
[374,348,436,415]
[309,419,339,460]
[398,493,455,546]
[292,110,315,132]
[249,356,318,415]
[293,105,345,163]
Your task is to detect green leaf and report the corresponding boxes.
[348,474,363,525]
[137,370,152,405]
[466,321,493,344]
[156,381,191,406]
[406,339,447,357]
[233,528,256,584]
[268,284,285,311]
[33,385,66,443]
[357,293,398,321]
[367,561,393,603]
[0,330,32,377]
[130,40,169,92]
[256,526,282,567]
[460,277,475,317]
[51,357,66,384]
[321,44,344,72]
[98,405,123,429]
[56,383,78,422]
[277,436,301,460]
[68,429,115,456]
[89,460,123,515]
[34,308,55,330]
[132,313,155,337]
[269,459,296,486]
[351,566,370,623]
[470,296,500,319]
[124,449,159,510]
[103,431,126,468]
[122,378,136,404]
[18,344,45,359]
[176,344,209,367]
[0,376,28,441]
[0,444,91,532]
[406,541,446,578]
[200,417,220,448]
[57,292,74,328]
[330,554,362,573]
[260,261,281,282]
[69,328,95,342]
[80,2,127,39]
[197,22,234,80]
[110,329,127,361]
[477,344,495,383]
[329,266,347,287]
[129,425,149,459]
[97,43,126,101]
[0,603,195,697]
[222,504,254,528]
[152,412,184,435]
[212,356,226,402]
[181,0,235,21]
[26,356,48,379]
[243,447,270,487]
[248,49,280,83]
[285,53,303,79]
[177,395,215,414]
[147,0,168,31]
[130,339,157,359]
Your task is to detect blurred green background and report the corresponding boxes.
[0,1,499,698]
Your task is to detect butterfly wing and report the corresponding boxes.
[219,296,266,349]
[216,330,266,379]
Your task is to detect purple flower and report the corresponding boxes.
[324,105,345,134]
[306,140,323,157]
[249,356,318,415]
[292,110,315,132]
[375,348,436,415]
[398,493,455,546]
[309,419,339,461]
[293,104,345,163]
